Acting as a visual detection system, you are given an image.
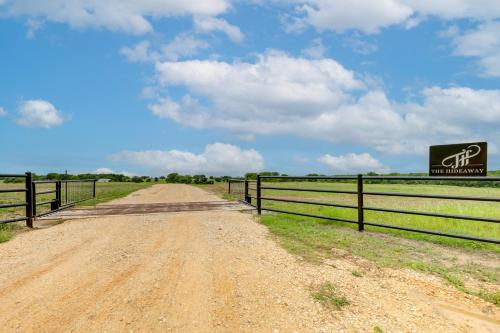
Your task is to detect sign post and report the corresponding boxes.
[429,142,487,177]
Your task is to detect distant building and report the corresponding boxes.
[98,178,111,183]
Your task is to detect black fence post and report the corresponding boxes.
[244,179,251,204]
[32,181,37,218]
[93,180,97,198]
[257,175,262,215]
[357,174,364,232]
[25,172,33,228]
[228,180,231,194]
[56,181,62,208]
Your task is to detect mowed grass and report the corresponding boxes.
[0,181,153,242]
[256,181,500,251]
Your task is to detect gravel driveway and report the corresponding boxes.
[0,184,497,332]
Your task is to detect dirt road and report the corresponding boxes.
[0,184,498,332]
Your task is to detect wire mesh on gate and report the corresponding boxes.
[61,180,95,207]
[228,180,245,201]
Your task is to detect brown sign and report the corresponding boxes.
[429,142,487,177]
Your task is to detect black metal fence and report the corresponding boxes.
[228,175,500,244]
[0,172,96,227]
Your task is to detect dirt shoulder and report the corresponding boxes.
[0,184,497,332]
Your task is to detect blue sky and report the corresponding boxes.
[0,1,499,176]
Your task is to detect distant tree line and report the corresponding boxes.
[1,170,499,187]
[0,172,219,184]
[0,172,229,185]
[0,173,156,183]
[164,173,217,184]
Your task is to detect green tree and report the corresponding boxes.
[166,173,179,183]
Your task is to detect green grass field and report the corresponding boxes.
[255,181,500,251]
[0,182,153,242]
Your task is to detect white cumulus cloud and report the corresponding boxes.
[161,33,210,61]
[449,21,500,77]
[343,34,378,55]
[301,38,326,58]
[0,107,7,116]
[298,0,413,34]
[279,0,500,34]
[319,153,389,174]
[110,143,264,176]
[0,0,231,35]
[95,168,136,176]
[121,34,210,63]
[154,51,364,119]
[16,100,65,128]
[95,168,115,174]
[120,41,153,63]
[194,16,244,43]
[148,52,500,155]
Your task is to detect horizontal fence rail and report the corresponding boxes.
[0,174,27,178]
[261,186,358,195]
[0,172,97,227]
[231,175,500,245]
[260,196,358,210]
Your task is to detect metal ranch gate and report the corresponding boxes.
[0,172,96,227]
